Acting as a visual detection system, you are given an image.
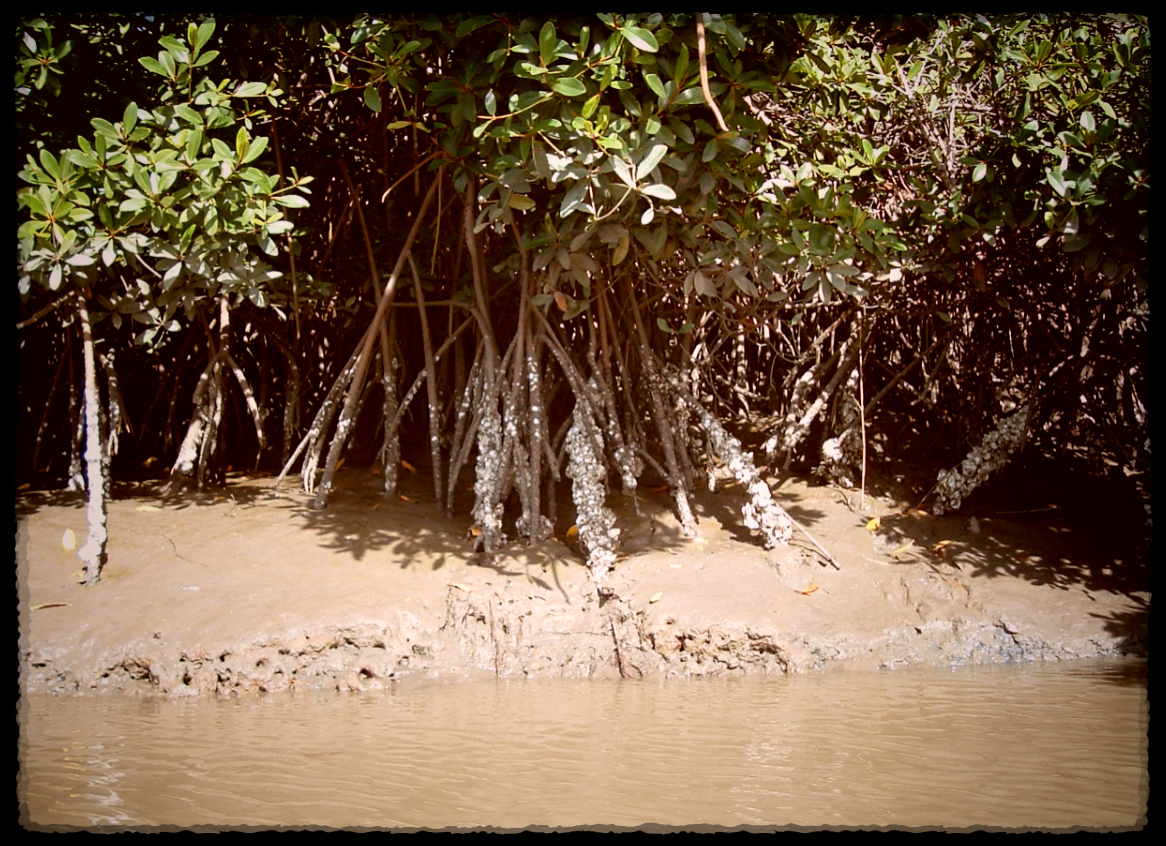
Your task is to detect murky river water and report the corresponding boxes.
[20,658,1147,831]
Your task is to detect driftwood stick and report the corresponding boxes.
[788,513,841,570]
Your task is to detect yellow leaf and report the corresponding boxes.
[906,508,929,517]
[61,529,76,551]
[336,457,346,470]
[891,542,914,556]
[398,494,413,502]
[865,516,881,531]
[649,591,663,604]
[17,483,30,492]
[400,459,417,474]
[796,582,820,595]
[469,524,482,537]
[613,231,630,265]
[565,524,579,539]
[449,582,472,594]
[135,505,162,512]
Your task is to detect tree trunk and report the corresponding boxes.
[75,293,107,585]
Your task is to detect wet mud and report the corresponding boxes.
[17,467,1150,697]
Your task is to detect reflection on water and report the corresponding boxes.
[20,658,1147,831]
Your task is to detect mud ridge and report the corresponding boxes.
[22,584,1142,697]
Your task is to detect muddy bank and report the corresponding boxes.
[17,468,1150,697]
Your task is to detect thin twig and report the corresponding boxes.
[788,513,842,570]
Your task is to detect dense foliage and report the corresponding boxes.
[17,14,1149,584]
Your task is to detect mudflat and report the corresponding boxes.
[17,465,1150,696]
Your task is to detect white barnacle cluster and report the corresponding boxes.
[818,374,863,487]
[613,442,642,495]
[933,405,1029,515]
[742,479,794,548]
[662,366,793,548]
[472,393,505,550]
[565,404,620,584]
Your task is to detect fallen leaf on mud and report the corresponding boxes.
[135,505,162,512]
[468,524,482,537]
[651,484,669,493]
[934,539,953,557]
[370,467,381,476]
[649,591,663,603]
[61,529,76,551]
[398,494,413,502]
[17,483,30,491]
[906,508,929,517]
[891,542,914,556]
[449,582,472,594]
[865,516,881,531]
[31,602,70,610]
[400,459,417,474]
[565,524,579,540]
[796,583,820,595]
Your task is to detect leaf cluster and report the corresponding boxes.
[17,18,313,347]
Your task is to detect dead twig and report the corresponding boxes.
[788,513,842,570]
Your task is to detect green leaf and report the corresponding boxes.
[693,270,717,297]
[636,143,668,181]
[622,26,658,53]
[195,18,216,52]
[674,43,690,86]
[38,149,60,180]
[456,16,496,38]
[364,86,382,113]
[644,72,667,100]
[539,21,557,67]
[185,128,204,160]
[138,56,169,77]
[123,102,138,133]
[235,127,251,164]
[551,78,586,98]
[610,156,636,188]
[174,104,202,126]
[640,183,675,201]
[234,82,267,97]
[1046,168,1067,197]
[240,136,268,164]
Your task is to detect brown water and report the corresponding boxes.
[19,658,1147,831]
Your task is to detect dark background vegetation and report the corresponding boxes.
[17,15,1149,566]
